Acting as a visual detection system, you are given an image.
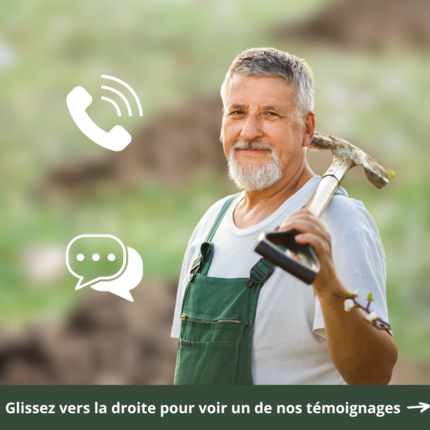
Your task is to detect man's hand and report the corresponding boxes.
[278,209,342,296]
[276,209,398,385]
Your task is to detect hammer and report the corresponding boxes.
[255,131,395,284]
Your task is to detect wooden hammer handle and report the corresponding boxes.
[305,176,340,218]
[304,157,353,218]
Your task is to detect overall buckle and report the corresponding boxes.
[246,259,275,288]
[189,257,202,282]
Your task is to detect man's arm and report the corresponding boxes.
[279,209,398,385]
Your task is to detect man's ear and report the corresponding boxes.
[302,111,315,148]
[220,129,224,144]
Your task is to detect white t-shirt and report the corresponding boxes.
[171,176,388,385]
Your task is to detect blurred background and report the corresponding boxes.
[1,0,429,384]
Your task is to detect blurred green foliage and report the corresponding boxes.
[1,0,430,362]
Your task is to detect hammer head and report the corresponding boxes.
[309,131,395,189]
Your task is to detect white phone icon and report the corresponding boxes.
[66,86,132,152]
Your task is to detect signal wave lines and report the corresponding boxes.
[101,96,122,116]
[101,75,143,117]
[101,86,132,116]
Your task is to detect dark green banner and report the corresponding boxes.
[1,386,429,429]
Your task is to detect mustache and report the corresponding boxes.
[232,141,275,152]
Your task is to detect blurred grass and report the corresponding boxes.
[1,0,430,361]
[0,173,230,328]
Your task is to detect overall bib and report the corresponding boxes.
[174,194,275,385]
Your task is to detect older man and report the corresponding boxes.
[171,48,397,385]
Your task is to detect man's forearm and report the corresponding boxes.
[280,209,397,384]
[317,277,398,385]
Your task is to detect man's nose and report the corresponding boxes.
[240,112,263,142]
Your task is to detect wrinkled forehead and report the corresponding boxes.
[224,73,297,111]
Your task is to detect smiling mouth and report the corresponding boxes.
[236,148,270,154]
[231,141,275,159]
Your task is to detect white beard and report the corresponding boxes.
[227,141,283,191]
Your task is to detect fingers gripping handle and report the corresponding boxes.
[255,230,320,285]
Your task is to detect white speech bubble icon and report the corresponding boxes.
[66,234,127,289]
[66,234,143,302]
[90,247,143,302]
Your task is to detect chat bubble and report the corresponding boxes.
[66,234,126,289]
[90,246,143,302]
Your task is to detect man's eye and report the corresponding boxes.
[231,110,244,115]
[265,111,278,116]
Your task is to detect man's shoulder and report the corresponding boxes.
[322,189,382,245]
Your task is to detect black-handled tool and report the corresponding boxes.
[255,230,319,284]
[255,131,395,284]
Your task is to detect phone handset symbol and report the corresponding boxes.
[66,86,132,152]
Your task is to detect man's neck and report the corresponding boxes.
[233,157,315,229]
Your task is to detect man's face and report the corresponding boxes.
[221,74,313,190]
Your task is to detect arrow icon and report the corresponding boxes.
[407,403,430,413]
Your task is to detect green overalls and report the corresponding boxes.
[174,194,275,385]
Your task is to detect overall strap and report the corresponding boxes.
[189,193,241,281]
[204,194,241,243]
[246,258,275,288]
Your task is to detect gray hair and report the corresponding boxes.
[220,48,314,117]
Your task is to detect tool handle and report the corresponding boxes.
[304,175,340,217]
[306,157,352,217]
[255,229,320,285]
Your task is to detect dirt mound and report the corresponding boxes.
[40,95,226,197]
[275,0,430,49]
[0,281,178,384]
[390,360,430,385]
[111,95,226,186]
